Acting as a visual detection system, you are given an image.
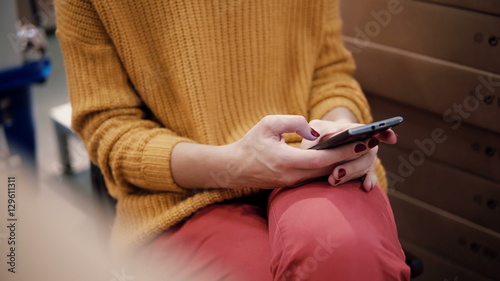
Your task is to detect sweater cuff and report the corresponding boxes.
[141,134,196,192]
[310,96,372,124]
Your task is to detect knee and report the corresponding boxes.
[285,223,372,266]
[269,183,409,280]
[270,204,361,279]
[278,227,407,281]
[269,195,408,280]
[276,227,366,281]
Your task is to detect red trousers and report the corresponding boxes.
[139,181,410,280]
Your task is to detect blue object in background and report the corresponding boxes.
[0,57,52,169]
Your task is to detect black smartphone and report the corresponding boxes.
[309,116,403,150]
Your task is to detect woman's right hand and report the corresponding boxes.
[172,115,372,190]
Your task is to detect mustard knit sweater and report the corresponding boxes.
[55,0,386,254]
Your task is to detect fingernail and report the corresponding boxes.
[334,179,341,185]
[354,144,367,153]
[338,168,346,179]
[368,138,379,149]
[311,128,320,138]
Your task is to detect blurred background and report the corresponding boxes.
[0,0,499,280]
[1,1,115,280]
[340,1,500,280]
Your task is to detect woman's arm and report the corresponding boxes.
[171,115,373,190]
[56,0,195,196]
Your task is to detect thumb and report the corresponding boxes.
[258,115,320,141]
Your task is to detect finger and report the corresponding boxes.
[362,170,378,192]
[376,129,398,144]
[328,148,377,185]
[258,115,319,141]
[367,137,380,149]
[332,137,377,165]
[287,140,369,170]
[286,165,337,187]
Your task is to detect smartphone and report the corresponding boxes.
[308,116,403,150]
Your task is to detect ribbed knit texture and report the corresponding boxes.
[55,0,386,254]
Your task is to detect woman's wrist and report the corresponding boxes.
[171,142,233,189]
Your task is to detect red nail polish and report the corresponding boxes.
[368,138,379,149]
[338,168,346,179]
[311,128,320,138]
[354,144,367,153]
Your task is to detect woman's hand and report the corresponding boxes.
[172,115,377,190]
[301,119,398,191]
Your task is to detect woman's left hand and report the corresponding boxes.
[300,119,398,192]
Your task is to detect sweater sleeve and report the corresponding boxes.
[55,0,194,196]
[308,0,373,124]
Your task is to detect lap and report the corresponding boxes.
[139,181,409,281]
[139,203,273,281]
[268,180,401,243]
